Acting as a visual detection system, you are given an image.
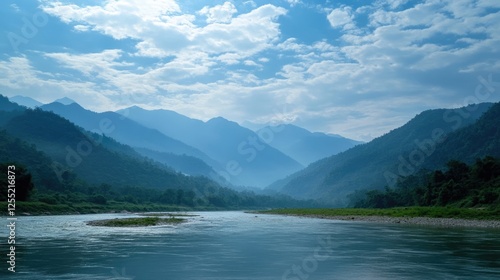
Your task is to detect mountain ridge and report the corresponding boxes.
[257,124,362,166]
[268,103,495,205]
[40,102,222,177]
[116,106,304,188]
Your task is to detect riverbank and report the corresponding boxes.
[258,207,500,229]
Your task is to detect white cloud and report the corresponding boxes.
[327,6,355,30]
[73,24,90,32]
[3,0,499,141]
[243,60,259,66]
[193,5,287,57]
[0,56,113,107]
[198,2,237,24]
[386,0,410,9]
[10,4,20,12]
[41,1,287,64]
[287,0,301,7]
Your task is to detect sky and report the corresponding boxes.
[0,0,499,141]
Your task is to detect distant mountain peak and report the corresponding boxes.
[8,95,43,108]
[127,105,144,110]
[208,116,227,122]
[44,100,85,111]
[207,116,234,125]
[54,97,77,105]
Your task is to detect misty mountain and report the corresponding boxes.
[257,124,362,166]
[0,96,320,210]
[40,102,221,174]
[0,107,210,190]
[116,106,304,187]
[423,102,500,167]
[0,95,25,126]
[8,95,43,108]
[1,95,25,112]
[269,103,494,205]
[134,147,218,178]
[0,129,64,191]
[54,97,77,105]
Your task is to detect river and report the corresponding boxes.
[1,211,499,279]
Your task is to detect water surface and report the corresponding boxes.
[1,211,499,279]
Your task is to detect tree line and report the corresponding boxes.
[349,156,500,209]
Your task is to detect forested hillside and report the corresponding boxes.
[350,157,500,209]
[41,102,221,175]
[269,103,495,205]
[0,96,318,212]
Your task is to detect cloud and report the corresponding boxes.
[0,56,113,106]
[327,6,355,30]
[2,0,500,142]
[41,0,286,62]
[286,0,301,7]
[198,2,237,24]
[10,4,20,12]
[193,5,287,58]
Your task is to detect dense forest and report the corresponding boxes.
[350,156,500,209]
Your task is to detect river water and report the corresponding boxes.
[1,211,499,279]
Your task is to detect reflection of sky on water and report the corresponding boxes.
[1,211,499,279]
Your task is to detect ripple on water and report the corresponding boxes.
[1,211,499,280]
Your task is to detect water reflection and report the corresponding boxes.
[0,212,499,279]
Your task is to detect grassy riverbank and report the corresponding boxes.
[259,207,500,220]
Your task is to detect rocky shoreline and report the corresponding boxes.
[286,214,500,229]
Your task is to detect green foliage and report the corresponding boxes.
[0,130,67,191]
[88,194,107,205]
[350,157,500,209]
[87,216,185,227]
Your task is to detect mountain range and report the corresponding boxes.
[257,124,363,166]
[116,106,311,187]
[5,94,499,207]
[1,95,326,210]
[8,95,360,188]
[40,102,221,179]
[268,102,498,205]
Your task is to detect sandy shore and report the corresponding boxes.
[281,214,500,229]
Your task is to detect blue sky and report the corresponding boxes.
[1,0,499,141]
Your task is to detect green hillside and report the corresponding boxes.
[269,103,494,205]
[350,156,500,209]
[0,96,317,212]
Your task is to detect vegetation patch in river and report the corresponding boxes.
[86,216,186,227]
[136,212,199,217]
